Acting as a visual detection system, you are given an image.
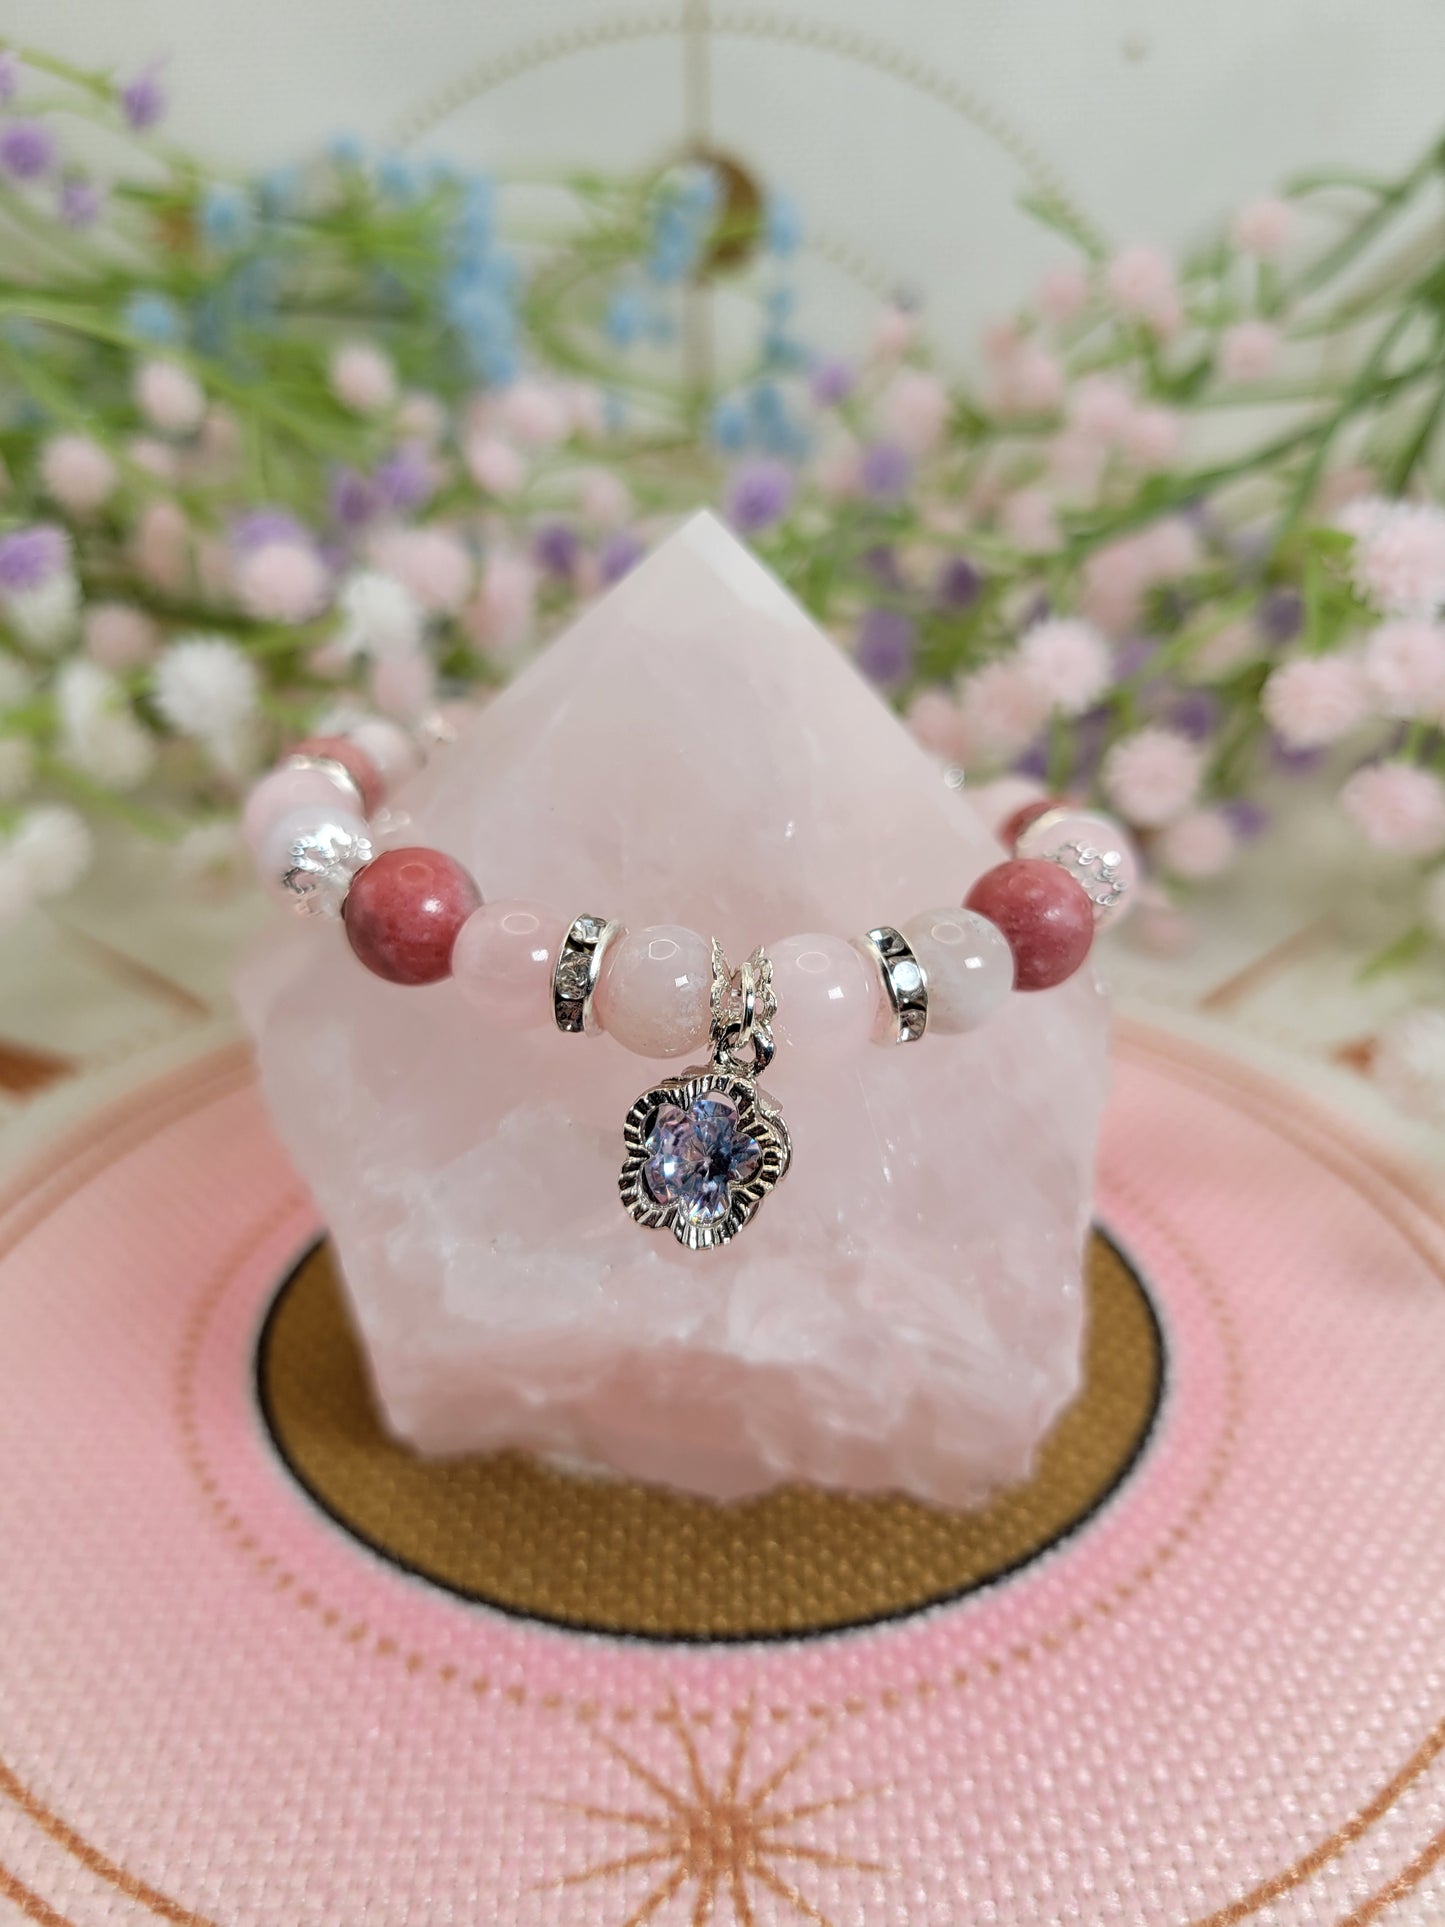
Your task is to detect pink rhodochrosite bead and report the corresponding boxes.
[343,847,481,985]
[965,858,1095,992]
[243,762,360,850]
[770,933,878,1061]
[1014,806,1141,928]
[452,900,566,1029]
[290,734,386,817]
[593,924,712,1058]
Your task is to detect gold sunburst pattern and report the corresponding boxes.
[544,1700,887,1924]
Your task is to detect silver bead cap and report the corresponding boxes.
[862,926,929,1044]
[284,752,365,815]
[279,820,372,919]
[552,914,620,1034]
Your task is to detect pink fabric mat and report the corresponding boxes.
[0,1023,1442,1926]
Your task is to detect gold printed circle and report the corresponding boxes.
[258,1234,1162,1640]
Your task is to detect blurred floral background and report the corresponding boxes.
[5,17,1445,1122]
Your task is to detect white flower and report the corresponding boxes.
[152,635,260,742]
[10,804,93,897]
[0,734,34,801]
[4,572,80,650]
[338,571,425,659]
[1373,1006,1445,1124]
[1018,616,1112,717]
[56,660,157,791]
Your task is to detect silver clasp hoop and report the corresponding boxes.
[710,938,776,1078]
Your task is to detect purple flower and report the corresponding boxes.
[861,545,905,592]
[0,524,68,591]
[121,63,167,132]
[1114,635,1159,681]
[1257,587,1303,644]
[727,460,794,534]
[859,440,911,502]
[1169,690,1220,742]
[0,120,55,181]
[936,555,982,611]
[810,358,854,407]
[329,467,376,532]
[533,521,580,580]
[855,607,915,687]
[1270,737,1325,775]
[1013,738,1050,781]
[599,530,643,584]
[58,177,102,228]
[374,445,434,513]
[1222,798,1269,840]
[231,508,309,552]
[0,51,21,104]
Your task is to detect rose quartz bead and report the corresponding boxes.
[1014,806,1140,928]
[593,924,711,1059]
[343,846,481,985]
[770,933,878,1062]
[243,762,360,850]
[965,858,1095,992]
[452,900,566,1029]
[346,717,421,790]
[902,907,1014,1032]
[291,734,385,817]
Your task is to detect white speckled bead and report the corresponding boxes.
[902,907,1015,1033]
[770,933,879,1061]
[1014,807,1140,928]
[593,924,712,1059]
[452,900,566,1030]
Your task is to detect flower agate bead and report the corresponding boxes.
[1014,807,1139,928]
[453,900,566,1029]
[770,933,878,1061]
[901,908,1014,1032]
[243,762,360,850]
[343,846,481,985]
[290,733,386,816]
[258,804,372,919]
[965,858,1095,992]
[593,924,712,1059]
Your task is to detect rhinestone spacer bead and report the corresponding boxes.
[278,820,373,919]
[860,926,929,1044]
[552,913,621,1034]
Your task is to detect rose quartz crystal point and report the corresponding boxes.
[237,514,1110,1506]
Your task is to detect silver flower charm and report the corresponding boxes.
[620,1068,791,1250]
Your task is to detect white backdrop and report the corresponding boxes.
[10,0,1445,356]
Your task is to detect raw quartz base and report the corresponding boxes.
[237,514,1111,1506]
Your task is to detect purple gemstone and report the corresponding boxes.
[643,1093,762,1226]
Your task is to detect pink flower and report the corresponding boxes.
[577,467,632,530]
[135,360,205,436]
[1220,320,1281,384]
[1336,494,1392,542]
[565,382,608,440]
[1136,516,1203,582]
[371,526,473,614]
[1082,536,1149,633]
[989,344,1065,418]
[1190,617,1258,680]
[871,307,916,358]
[1232,196,1296,260]
[1155,808,1237,879]
[1037,263,1089,323]
[464,552,538,657]
[127,436,180,483]
[40,434,116,514]
[1101,726,1205,828]
[881,369,952,455]
[464,434,526,497]
[1351,503,1445,615]
[195,537,234,601]
[1362,619,1445,718]
[1067,374,1136,445]
[498,378,571,449]
[369,651,436,721]
[1048,432,1105,498]
[1262,655,1370,747]
[1000,488,1060,553]
[397,392,447,444]
[904,688,969,762]
[329,342,396,415]
[1103,244,1178,322]
[235,541,330,624]
[1119,404,1182,472]
[84,602,158,671]
[1018,616,1112,716]
[957,659,1051,759]
[131,499,190,593]
[1340,761,1445,856]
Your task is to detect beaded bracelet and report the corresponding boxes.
[247,730,1136,1251]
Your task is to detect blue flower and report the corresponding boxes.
[200,184,255,252]
[606,286,647,350]
[328,132,366,168]
[377,153,422,203]
[710,396,750,452]
[257,164,302,216]
[764,191,803,259]
[124,292,183,345]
